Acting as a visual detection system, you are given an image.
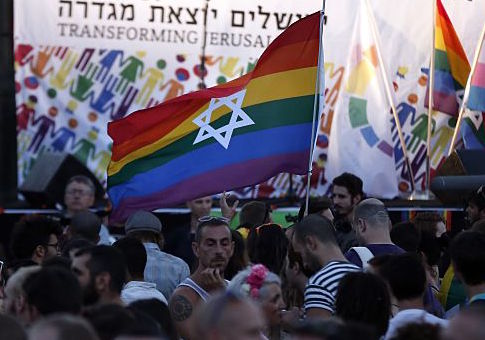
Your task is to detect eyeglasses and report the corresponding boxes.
[66,189,92,196]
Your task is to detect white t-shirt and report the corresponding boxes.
[384,309,448,340]
[121,281,168,305]
[304,261,360,313]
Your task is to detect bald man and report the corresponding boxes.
[344,198,404,268]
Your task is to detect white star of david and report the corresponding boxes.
[192,89,255,149]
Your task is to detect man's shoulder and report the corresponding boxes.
[309,261,360,285]
[170,284,201,305]
[392,309,447,326]
[146,248,189,270]
[367,243,404,255]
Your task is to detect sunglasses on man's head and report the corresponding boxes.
[198,216,230,226]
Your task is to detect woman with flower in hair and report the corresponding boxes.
[228,264,286,340]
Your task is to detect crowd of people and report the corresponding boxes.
[0,172,485,340]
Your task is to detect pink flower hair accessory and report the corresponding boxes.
[246,264,269,299]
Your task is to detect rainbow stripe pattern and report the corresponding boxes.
[468,37,485,112]
[425,0,470,115]
[107,13,321,222]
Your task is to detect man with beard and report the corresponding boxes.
[169,216,234,339]
[331,173,363,253]
[164,194,238,270]
[292,214,360,319]
[71,245,126,306]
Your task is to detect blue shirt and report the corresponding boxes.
[143,242,190,300]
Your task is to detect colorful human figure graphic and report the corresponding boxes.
[136,63,165,106]
[407,114,436,153]
[70,63,98,101]
[16,96,38,134]
[219,57,244,78]
[90,75,118,115]
[92,147,112,179]
[28,115,56,153]
[50,126,76,152]
[50,50,78,90]
[117,51,145,94]
[97,50,124,82]
[73,129,97,165]
[431,124,454,165]
[111,86,138,120]
[14,44,34,67]
[160,79,184,102]
[32,47,55,78]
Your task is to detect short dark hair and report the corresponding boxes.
[194,217,231,244]
[391,322,441,340]
[380,253,426,300]
[66,175,95,194]
[10,215,62,260]
[353,199,390,227]
[239,201,270,228]
[61,238,94,258]
[130,299,177,340]
[450,231,485,286]
[127,230,160,244]
[297,197,332,222]
[293,214,337,246]
[412,212,444,235]
[70,211,101,243]
[391,222,421,252]
[23,267,82,316]
[42,255,72,271]
[75,245,127,294]
[335,272,391,337]
[113,237,147,279]
[468,185,485,211]
[83,304,136,340]
[332,172,364,197]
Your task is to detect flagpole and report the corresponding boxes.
[199,0,210,89]
[426,0,436,195]
[447,23,485,156]
[364,0,416,193]
[304,4,325,217]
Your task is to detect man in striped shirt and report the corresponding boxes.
[292,214,360,319]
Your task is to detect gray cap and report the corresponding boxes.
[125,211,162,234]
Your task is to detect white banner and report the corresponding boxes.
[14,0,485,201]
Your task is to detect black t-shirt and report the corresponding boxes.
[162,222,196,271]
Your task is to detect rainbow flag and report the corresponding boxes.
[425,0,470,116]
[107,12,322,223]
[468,36,485,112]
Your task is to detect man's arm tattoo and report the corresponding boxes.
[170,295,193,322]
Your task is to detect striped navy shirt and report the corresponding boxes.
[304,261,361,313]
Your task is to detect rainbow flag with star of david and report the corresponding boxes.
[424,0,470,116]
[107,12,322,223]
